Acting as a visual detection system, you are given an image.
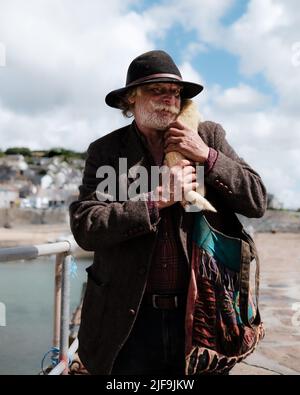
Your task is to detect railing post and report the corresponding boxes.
[59,254,71,375]
[53,253,63,353]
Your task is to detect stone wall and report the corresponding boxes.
[238,209,300,233]
[0,207,69,226]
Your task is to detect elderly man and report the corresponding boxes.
[69,50,267,375]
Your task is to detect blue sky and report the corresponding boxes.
[220,0,248,25]
[0,0,299,208]
[158,24,244,88]
[132,0,276,99]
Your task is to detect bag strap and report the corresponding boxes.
[239,232,261,327]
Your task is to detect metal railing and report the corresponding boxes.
[0,237,79,375]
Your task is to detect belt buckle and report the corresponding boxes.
[152,294,159,309]
[174,295,178,308]
[152,294,178,309]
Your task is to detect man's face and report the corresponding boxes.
[132,83,182,131]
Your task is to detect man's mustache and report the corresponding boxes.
[150,102,180,115]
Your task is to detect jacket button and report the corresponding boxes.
[129,309,136,316]
[228,190,233,194]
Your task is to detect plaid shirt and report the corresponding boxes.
[145,203,189,294]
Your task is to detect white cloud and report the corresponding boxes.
[181,42,208,63]
[213,83,271,111]
[179,61,206,86]
[216,0,300,208]
[143,0,234,44]
[0,0,153,150]
[226,0,300,113]
[0,0,300,208]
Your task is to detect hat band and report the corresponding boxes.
[127,73,183,87]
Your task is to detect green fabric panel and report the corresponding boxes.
[233,292,255,324]
[192,214,241,272]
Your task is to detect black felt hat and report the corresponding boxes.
[105,50,204,109]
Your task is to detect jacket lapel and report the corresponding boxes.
[120,122,151,171]
[110,123,152,200]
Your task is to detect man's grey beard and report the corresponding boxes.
[135,101,180,130]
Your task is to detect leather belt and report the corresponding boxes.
[143,294,185,310]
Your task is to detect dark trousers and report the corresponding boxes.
[111,302,186,375]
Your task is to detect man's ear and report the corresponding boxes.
[128,97,135,104]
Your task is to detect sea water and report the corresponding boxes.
[0,257,91,375]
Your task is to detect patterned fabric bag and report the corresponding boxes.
[185,213,265,375]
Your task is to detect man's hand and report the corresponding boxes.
[153,159,199,210]
[164,120,209,164]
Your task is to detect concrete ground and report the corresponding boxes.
[0,223,70,247]
[231,233,300,375]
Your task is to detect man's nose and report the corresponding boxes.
[162,93,176,105]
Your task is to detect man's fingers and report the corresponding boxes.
[183,182,199,192]
[168,120,185,130]
[170,159,191,167]
[164,136,182,147]
[183,172,197,182]
[182,165,196,175]
[164,128,185,140]
[169,164,195,179]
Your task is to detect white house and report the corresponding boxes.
[0,155,28,171]
[0,187,18,208]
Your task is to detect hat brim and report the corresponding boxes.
[105,77,204,109]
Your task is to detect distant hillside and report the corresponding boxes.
[0,147,86,160]
[238,209,300,233]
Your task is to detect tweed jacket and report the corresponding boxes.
[69,120,267,375]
